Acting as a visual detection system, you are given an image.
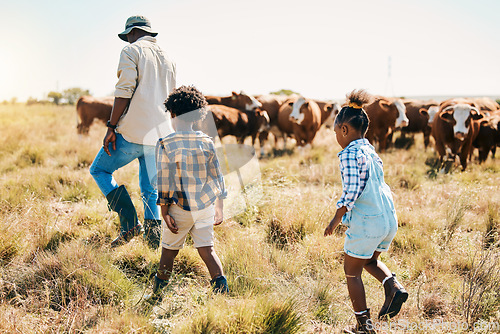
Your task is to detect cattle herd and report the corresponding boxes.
[76,92,500,171]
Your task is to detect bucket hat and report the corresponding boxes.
[118,15,158,42]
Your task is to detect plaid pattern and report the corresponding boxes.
[336,139,383,211]
[156,131,227,211]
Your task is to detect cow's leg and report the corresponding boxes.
[258,131,268,157]
[459,141,473,171]
[423,127,431,149]
[434,138,446,162]
[478,148,488,163]
[379,134,388,152]
[282,133,288,150]
[459,152,468,171]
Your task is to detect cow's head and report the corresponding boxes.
[231,91,262,111]
[378,99,408,128]
[322,102,341,128]
[420,105,439,124]
[439,103,483,140]
[289,97,306,124]
[256,109,271,132]
[393,99,409,127]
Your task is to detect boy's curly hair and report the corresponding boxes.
[335,89,373,135]
[164,85,208,121]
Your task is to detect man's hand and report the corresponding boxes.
[103,128,117,156]
[214,198,223,225]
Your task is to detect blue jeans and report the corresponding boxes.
[89,133,160,220]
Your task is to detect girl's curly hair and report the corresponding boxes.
[334,89,373,135]
[164,85,208,121]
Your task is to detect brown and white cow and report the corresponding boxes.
[76,96,114,135]
[205,91,262,111]
[197,104,270,145]
[253,94,288,154]
[402,99,439,148]
[364,96,409,151]
[472,113,500,163]
[278,96,322,147]
[315,100,341,129]
[468,97,500,113]
[431,99,484,170]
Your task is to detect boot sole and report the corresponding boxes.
[111,223,144,248]
[380,290,408,319]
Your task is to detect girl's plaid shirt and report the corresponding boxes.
[336,138,383,210]
[156,131,227,211]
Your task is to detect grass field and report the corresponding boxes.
[0,104,499,333]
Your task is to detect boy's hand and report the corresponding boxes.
[214,198,223,225]
[161,205,178,234]
[164,214,178,234]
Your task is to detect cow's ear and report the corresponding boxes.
[471,112,484,121]
[419,108,429,118]
[326,103,334,113]
[439,111,454,123]
[379,100,391,111]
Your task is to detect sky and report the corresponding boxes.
[1,0,499,102]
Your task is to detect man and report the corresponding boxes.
[90,15,176,248]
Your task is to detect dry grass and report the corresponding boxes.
[1,104,500,333]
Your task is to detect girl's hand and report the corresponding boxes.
[324,206,347,237]
[324,221,336,236]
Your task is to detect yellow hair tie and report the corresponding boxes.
[348,102,363,109]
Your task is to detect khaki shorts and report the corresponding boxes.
[161,204,215,250]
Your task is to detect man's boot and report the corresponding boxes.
[378,273,408,319]
[106,185,144,247]
[344,309,377,334]
[143,219,162,249]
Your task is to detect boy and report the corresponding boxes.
[148,86,228,302]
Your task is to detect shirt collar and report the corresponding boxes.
[337,138,371,156]
[135,36,156,43]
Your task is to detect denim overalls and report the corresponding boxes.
[342,145,398,259]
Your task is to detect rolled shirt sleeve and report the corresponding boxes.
[336,151,365,211]
[156,142,176,206]
[114,47,138,99]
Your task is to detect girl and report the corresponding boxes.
[324,90,408,334]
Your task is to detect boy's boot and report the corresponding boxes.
[143,219,162,249]
[344,309,377,334]
[378,273,408,319]
[144,274,168,304]
[106,185,144,247]
[210,275,229,294]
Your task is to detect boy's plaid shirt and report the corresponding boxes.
[336,138,383,211]
[156,131,227,211]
